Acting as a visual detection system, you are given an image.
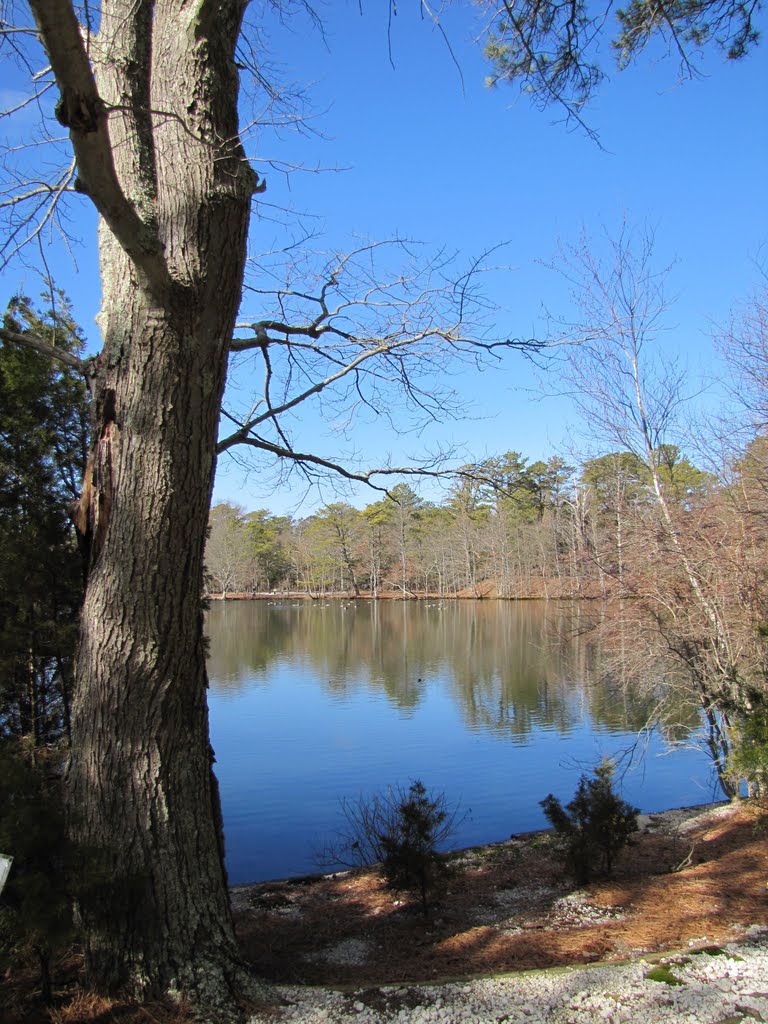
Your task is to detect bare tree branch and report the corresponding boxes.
[219,240,551,483]
[0,159,77,267]
[0,324,91,373]
[26,0,170,294]
[216,431,456,494]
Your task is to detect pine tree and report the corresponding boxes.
[0,296,88,746]
[540,760,639,883]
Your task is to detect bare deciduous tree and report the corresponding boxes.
[547,225,765,793]
[718,282,768,433]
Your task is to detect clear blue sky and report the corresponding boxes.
[2,1,766,516]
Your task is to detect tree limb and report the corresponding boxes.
[0,325,92,373]
[220,242,557,482]
[27,0,170,296]
[216,431,452,493]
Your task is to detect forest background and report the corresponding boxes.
[205,445,735,603]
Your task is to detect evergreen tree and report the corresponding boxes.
[540,760,639,883]
[377,780,453,917]
[0,743,74,1001]
[0,296,89,746]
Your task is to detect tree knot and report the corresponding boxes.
[55,88,103,133]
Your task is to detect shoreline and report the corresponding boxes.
[230,799,732,898]
[240,799,767,1024]
[206,585,613,602]
[207,592,577,601]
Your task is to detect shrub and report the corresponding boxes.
[728,704,768,808]
[0,741,74,1001]
[320,779,461,915]
[540,759,639,883]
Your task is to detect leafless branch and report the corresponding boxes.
[0,159,77,268]
[0,79,54,118]
[0,324,91,373]
[219,240,550,482]
[26,0,170,294]
[216,432,455,495]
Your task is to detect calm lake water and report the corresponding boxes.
[206,599,719,884]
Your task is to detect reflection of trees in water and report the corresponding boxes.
[442,602,578,737]
[206,601,700,742]
[205,602,296,691]
[443,603,662,739]
[557,604,705,743]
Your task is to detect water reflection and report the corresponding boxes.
[207,599,686,740]
[206,600,713,883]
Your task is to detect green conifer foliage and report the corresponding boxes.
[0,296,88,745]
[0,744,73,1002]
[378,780,453,917]
[540,759,639,883]
[322,779,461,916]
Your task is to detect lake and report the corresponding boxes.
[206,599,719,884]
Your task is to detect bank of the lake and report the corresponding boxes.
[239,801,768,1024]
[206,580,607,601]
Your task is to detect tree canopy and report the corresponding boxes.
[480,0,762,132]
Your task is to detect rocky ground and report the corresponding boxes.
[237,802,768,1023]
[247,932,768,1023]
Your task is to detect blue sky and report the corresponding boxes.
[2,1,766,515]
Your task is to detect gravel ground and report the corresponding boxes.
[248,927,768,1024]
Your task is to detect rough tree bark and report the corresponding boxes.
[26,0,262,1016]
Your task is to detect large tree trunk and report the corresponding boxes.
[43,0,262,1016]
[69,307,249,1014]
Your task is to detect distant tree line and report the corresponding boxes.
[205,445,719,601]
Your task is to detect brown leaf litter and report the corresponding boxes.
[234,802,768,988]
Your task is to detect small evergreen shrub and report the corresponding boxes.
[540,759,639,883]
[320,779,461,915]
[377,781,454,916]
